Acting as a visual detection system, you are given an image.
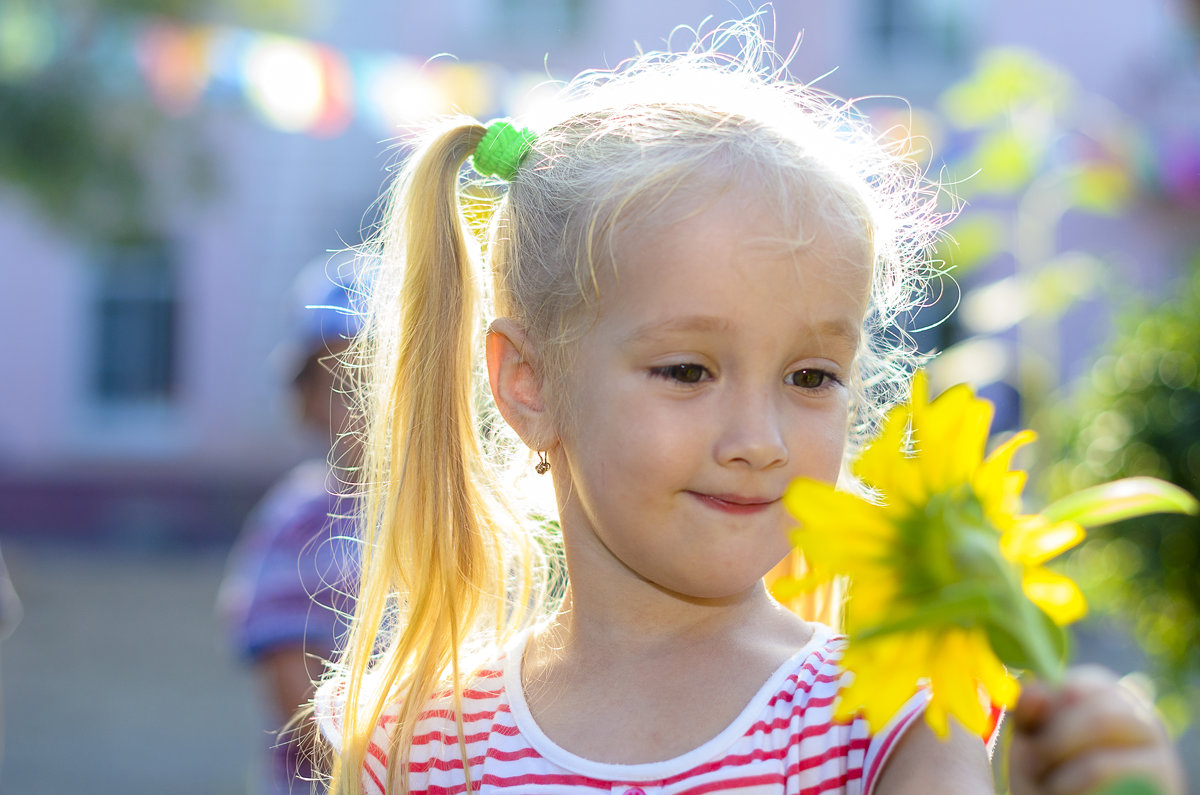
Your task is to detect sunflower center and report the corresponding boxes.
[894,487,1017,615]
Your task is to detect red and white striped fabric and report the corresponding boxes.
[315,624,928,795]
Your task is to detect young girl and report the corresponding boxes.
[314,23,1184,795]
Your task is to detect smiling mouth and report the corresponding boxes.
[689,492,779,515]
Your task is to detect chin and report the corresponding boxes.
[667,571,771,603]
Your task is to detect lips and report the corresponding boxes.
[689,491,780,515]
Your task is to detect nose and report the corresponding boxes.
[715,388,789,470]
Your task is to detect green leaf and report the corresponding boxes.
[939,212,1004,275]
[1028,253,1103,318]
[964,129,1039,195]
[1069,163,1133,215]
[939,48,1070,130]
[983,597,1068,683]
[1041,477,1199,527]
[849,581,1069,682]
[852,585,997,643]
[983,619,1030,671]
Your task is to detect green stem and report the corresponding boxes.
[1089,777,1165,795]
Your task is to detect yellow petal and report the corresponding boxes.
[975,430,1036,516]
[983,470,1029,523]
[925,699,950,738]
[1022,567,1088,624]
[785,481,897,570]
[946,396,995,487]
[914,384,993,492]
[833,692,862,725]
[843,576,897,625]
[910,370,929,410]
[767,573,826,602]
[912,382,968,448]
[882,458,930,509]
[1000,518,1085,566]
[930,630,990,737]
[979,429,1037,481]
[970,633,1020,709]
[840,633,926,732]
[854,402,913,488]
[784,479,888,533]
[789,525,890,573]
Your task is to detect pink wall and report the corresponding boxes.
[1,0,1193,507]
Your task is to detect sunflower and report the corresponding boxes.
[774,372,1197,737]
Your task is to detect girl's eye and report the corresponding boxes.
[788,368,836,390]
[651,363,710,383]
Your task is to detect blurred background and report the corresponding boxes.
[0,0,1197,791]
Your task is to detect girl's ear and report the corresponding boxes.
[486,318,557,450]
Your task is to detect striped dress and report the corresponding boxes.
[315,624,928,795]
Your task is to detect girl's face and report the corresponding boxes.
[547,187,873,602]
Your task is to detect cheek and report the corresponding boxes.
[555,382,686,494]
[794,403,851,483]
[564,390,660,464]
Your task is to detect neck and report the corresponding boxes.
[537,569,796,665]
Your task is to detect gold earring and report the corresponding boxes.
[535,451,550,475]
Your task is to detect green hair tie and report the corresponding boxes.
[472,119,536,181]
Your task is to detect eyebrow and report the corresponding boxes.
[809,317,863,349]
[624,314,862,348]
[623,315,734,345]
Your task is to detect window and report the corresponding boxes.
[91,240,177,404]
[495,0,588,40]
[864,0,968,65]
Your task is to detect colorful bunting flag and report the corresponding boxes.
[3,6,549,138]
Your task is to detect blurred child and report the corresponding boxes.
[219,253,362,793]
[314,19,1184,795]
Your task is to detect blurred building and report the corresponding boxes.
[0,0,1195,546]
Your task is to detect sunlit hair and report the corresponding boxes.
[323,18,948,795]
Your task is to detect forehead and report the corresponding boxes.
[600,185,874,320]
[550,194,874,382]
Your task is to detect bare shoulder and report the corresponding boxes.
[873,718,994,795]
[754,597,818,654]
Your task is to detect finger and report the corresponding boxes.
[1013,678,1052,733]
[1055,667,1159,718]
[1006,731,1043,795]
[1057,665,1122,705]
[1036,690,1163,770]
[1012,666,1115,733]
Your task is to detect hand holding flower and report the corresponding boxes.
[1008,667,1185,795]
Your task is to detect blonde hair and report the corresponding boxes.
[324,20,946,795]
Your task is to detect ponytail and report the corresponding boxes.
[329,120,546,795]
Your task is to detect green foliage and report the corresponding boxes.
[930,47,1130,335]
[0,0,300,242]
[938,211,1003,276]
[1067,161,1134,215]
[938,48,1073,201]
[0,68,179,240]
[939,48,1071,129]
[967,129,1038,194]
[29,0,305,29]
[1045,259,1200,718]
